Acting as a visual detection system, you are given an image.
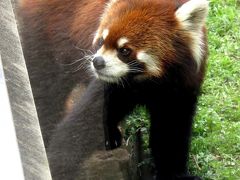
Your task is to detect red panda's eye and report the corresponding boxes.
[118,47,132,57]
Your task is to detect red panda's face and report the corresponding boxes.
[91,0,208,83]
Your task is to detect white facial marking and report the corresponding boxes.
[93,29,109,46]
[102,29,109,39]
[92,47,129,82]
[175,0,209,70]
[107,0,119,7]
[117,37,129,48]
[93,30,100,44]
[137,51,160,75]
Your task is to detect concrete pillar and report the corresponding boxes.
[0,0,52,179]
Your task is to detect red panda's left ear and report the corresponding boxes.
[175,0,209,31]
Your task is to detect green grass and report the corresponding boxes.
[189,0,240,179]
[125,0,240,179]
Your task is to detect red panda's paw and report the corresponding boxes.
[105,127,122,150]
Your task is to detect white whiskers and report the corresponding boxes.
[127,61,145,73]
[61,46,95,73]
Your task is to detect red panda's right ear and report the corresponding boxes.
[175,0,209,31]
[175,0,209,70]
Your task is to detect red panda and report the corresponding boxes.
[91,0,208,85]
[19,0,208,179]
[89,1,208,179]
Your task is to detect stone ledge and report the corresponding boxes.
[76,148,134,180]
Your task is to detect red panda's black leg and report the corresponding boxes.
[104,85,136,150]
[147,89,199,180]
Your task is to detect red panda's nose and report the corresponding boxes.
[93,56,106,70]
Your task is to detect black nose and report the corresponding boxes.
[93,56,106,70]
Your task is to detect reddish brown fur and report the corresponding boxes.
[19,0,207,143]
[20,0,107,56]
[19,0,208,179]
[20,0,204,72]
[95,0,207,85]
[18,0,109,144]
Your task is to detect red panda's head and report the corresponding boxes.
[91,0,208,83]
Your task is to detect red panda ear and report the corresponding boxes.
[175,0,209,70]
[175,0,209,31]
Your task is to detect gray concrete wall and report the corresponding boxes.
[0,0,52,179]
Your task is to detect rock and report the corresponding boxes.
[78,148,132,180]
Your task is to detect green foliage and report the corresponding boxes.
[125,106,150,152]
[125,0,240,179]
